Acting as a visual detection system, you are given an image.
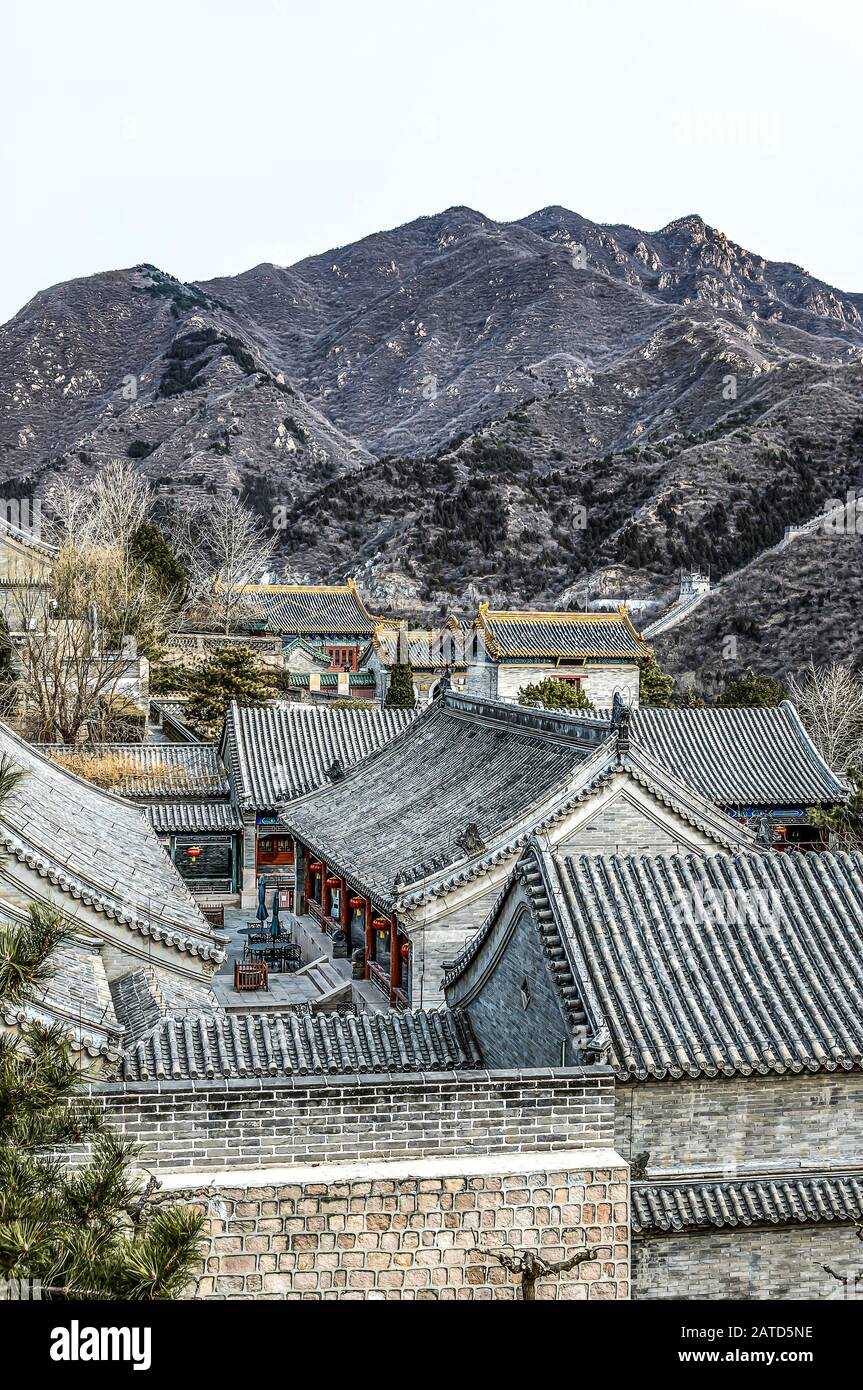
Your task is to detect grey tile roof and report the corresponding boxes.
[120,1007,482,1080]
[477,605,650,659]
[548,845,863,1079]
[284,695,599,908]
[587,703,848,807]
[146,801,243,834]
[0,721,224,964]
[632,1175,863,1233]
[221,701,415,809]
[287,693,753,912]
[110,966,218,1047]
[41,743,229,799]
[242,582,378,636]
[109,969,164,1046]
[149,700,201,744]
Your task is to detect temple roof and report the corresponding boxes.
[631,1175,863,1234]
[284,693,753,911]
[240,580,378,636]
[0,721,224,964]
[42,743,229,800]
[488,837,863,1081]
[580,703,848,807]
[475,603,650,660]
[221,701,416,810]
[120,1006,481,1080]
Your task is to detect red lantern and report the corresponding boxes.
[326,876,341,887]
[309,861,323,872]
[349,896,364,909]
[185,844,203,861]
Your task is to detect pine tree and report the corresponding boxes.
[185,644,278,736]
[0,791,205,1297]
[386,663,416,709]
[638,656,675,708]
[717,671,786,708]
[129,522,187,601]
[517,677,594,712]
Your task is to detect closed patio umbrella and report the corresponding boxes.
[256,873,268,922]
[270,888,281,938]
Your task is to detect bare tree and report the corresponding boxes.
[183,494,277,635]
[8,543,176,745]
[476,1236,602,1300]
[46,461,151,555]
[788,662,863,773]
[821,1224,863,1299]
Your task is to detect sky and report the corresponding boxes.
[1,0,861,325]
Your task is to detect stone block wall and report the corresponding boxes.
[166,1151,629,1300]
[77,1066,629,1300]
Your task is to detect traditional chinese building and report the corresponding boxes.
[220,701,417,906]
[468,604,651,707]
[241,579,379,673]
[283,691,756,1006]
[366,621,472,706]
[444,833,863,1300]
[574,701,848,848]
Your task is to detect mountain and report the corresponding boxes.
[1,206,862,680]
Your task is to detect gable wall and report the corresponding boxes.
[494,663,639,709]
[553,781,725,857]
[448,884,572,1069]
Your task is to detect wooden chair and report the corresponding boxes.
[234,959,268,992]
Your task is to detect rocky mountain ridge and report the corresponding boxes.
[1,205,861,681]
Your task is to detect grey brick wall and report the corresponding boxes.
[616,1072,863,1175]
[635,1225,858,1301]
[75,1068,616,1172]
[619,1071,863,1301]
[183,1157,630,1300]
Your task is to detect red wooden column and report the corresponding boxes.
[389,915,399,1003]
[303,852,311,914]
[339,880,349,933]
[364,898,374,978]
[321,863,330,920]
